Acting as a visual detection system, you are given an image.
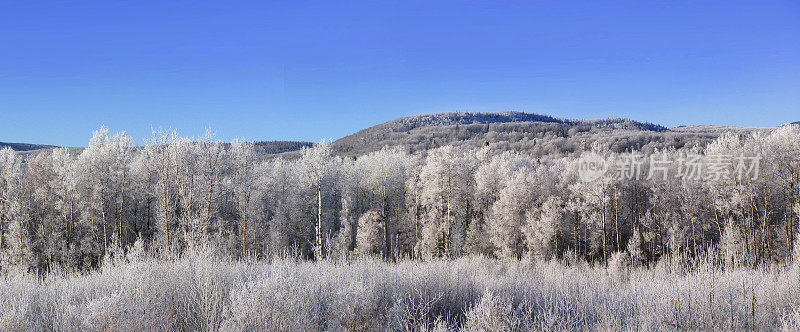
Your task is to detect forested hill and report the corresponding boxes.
[331,111,738,157]
[354,111,668,132]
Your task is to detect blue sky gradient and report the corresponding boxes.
[1,0,799,146]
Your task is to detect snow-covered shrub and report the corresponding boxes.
[0,275,34,331]
[1,254,798,331]
[461,290,520,332]
[781,307,800,332]
[83,292,170,331]
[220,260,330,331]
[607,251,631,276]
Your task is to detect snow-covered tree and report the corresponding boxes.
[51,148,79,252]
[488,170,535,259]
[569,148,614,264]
[230,139,256,257]
[298,139,339,259]
[418,145,477,257]
[468,150,531,255]
[0,148,28,272]
[627,227,644,267]
[524,196,563,259]
[355,210,384,256]
[355,147,408,259]
[198,130,225,244]
[77,127,134,258]
[144,129,178,258]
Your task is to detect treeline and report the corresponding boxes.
[0,125,798,274]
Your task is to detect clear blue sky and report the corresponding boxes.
[1,0,799,146]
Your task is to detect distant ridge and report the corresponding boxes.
[0,142,57,151]
[1,112,788,158]
[362,111,668,133]
[252,141,314,155]
[332,111,671,156]
[373,111,564,132]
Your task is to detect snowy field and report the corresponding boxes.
[2,251,799,331]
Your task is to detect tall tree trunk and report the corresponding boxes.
[163,173,170,258]
[383,193,391,260]
[690,217,698,258]
[205,168,214,237]
[602,199,607,265]
[241,166,248,258]
[100,186,108,256]
[614,193,621,253]
[316,187,322,259]
[119,169,126,247]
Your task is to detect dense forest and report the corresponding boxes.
[1,115,800,331]
[0,119,798,275]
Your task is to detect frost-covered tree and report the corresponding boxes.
[78,127,134,258]
[763,126,800,260]
[569,148,615,264]
[355,210,384,256]
[230,139,256,256]
[0,123,799,272]
[0,148,28,272]
[198,130,225,243]
[418,145,477,257]
[488,170,535,259]
[51,148,79,251]
[793,204,800,263]
[170,136,201,248]
[259,158,298,256]
[627,226,644,267]
[0,148,20,251]
[469,150,531,255]
[298,140,339,259]
[355,147,408,259]
[401,154,426,257]
[26,153,60,272]
[524,196,563,259]
[334,158,359,256]
[144,129,178,258]
[721,218,744,268]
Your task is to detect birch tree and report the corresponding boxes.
[299,139,337,259]
[145,129,178,258]
[355,147,408,259]
[51,148,79,252]
[418,146,477,257]
[230,139,255,257]
[0,148,26,272]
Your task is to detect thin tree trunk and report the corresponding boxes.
[383,193,391,260]
[316,187,322,259]
[602,199,607,265]
[163,169,170,258]
[241,165,248,258]
[614,192,621,253]
[119,169,126,247]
